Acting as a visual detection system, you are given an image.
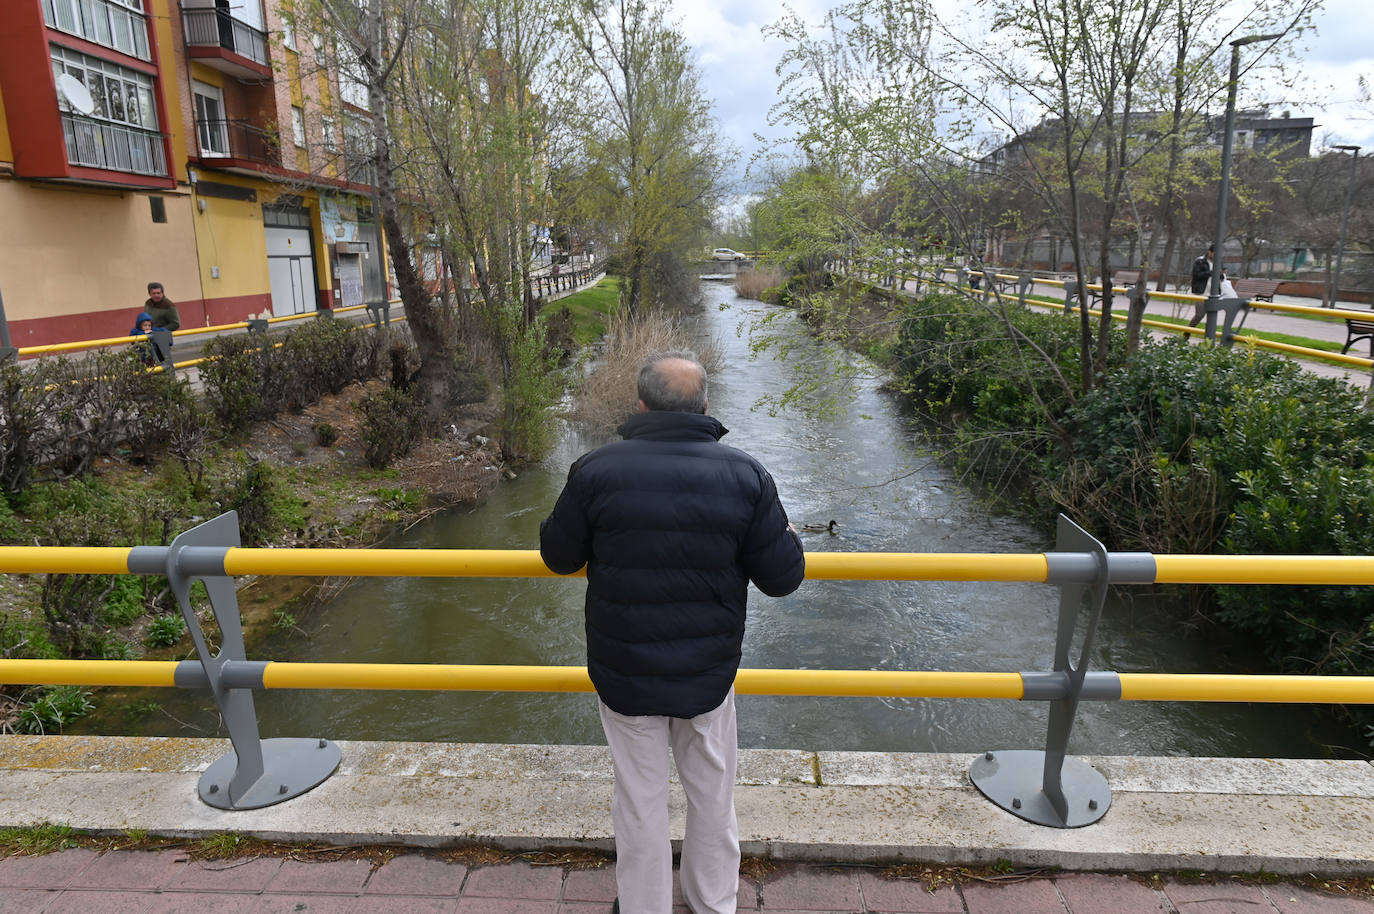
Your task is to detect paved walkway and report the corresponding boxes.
[1,847,1371,913]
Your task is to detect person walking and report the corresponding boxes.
[1188,244,1215,326]
[540,351,805,914]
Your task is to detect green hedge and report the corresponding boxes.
[891,293,1374,688]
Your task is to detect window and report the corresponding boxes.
[193,81,229,156]
[292,106,306,147]
[50,44,166,176]
[149,195,166,223]
[44,0,150,60]
[321,113,338,153]
[280,7,296,49]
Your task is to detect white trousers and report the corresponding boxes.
[598,690,739,914]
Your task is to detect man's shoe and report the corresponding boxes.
[611,900,619,914]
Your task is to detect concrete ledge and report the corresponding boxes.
[1,736,1371,875]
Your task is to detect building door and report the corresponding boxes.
[263,201,317,315]
[336,253,363,307]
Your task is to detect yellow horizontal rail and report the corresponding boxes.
[6,547,1374,585]
[1024,296,1374,369]
[1117,673,1374,703]
[2,659,1372,703]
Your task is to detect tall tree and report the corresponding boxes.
[570,0,724,315]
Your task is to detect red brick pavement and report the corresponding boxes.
[0,849,1370,912]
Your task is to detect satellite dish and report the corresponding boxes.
[56,73,94,116]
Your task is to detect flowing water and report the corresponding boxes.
[83,282,1362,758]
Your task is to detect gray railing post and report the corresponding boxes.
[365,300,390,327]
[246,318,269,334]
[1217,297,1250,347]
[1063,280,1080,314]
[970,515,1143,828]
[132,511,340,809]
[1017,273,1034,307]
[0,287,17,364]
[955,265,968,288]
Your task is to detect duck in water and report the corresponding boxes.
[801,520,838,534]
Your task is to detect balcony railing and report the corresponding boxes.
[61,113,167,177]
[181,7,269,67]
[194,118,279,165]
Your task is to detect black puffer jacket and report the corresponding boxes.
[539,410,805,718]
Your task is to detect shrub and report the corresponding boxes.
[279,318,364,406]
[17,685,93,734]
[358,388,422,468]
[144,613,187,648]
[312,423,340,447]
[733,264,786,301]
[201,332,282,432]
[216,453,291,545]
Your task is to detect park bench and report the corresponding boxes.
[1229,278,1282,302]
[1342,309,1374,357]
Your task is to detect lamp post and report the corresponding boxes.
[1331,144,1361,308]
[1205,32,1283,339]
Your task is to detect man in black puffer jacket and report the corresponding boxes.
[540,351,805,914]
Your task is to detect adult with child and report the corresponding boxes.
[143,282,180,333]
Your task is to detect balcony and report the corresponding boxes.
[192,117,279,170]
[181,7,271,80]
[61,112,167,177]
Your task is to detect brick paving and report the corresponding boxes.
[0,849,1370,913]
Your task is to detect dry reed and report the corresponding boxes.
[571,310,723,435]
[733,264,785,301]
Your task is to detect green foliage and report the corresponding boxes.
[203,321,378,432]
[272,609,298,632]
[17,686,93,734]
[890,292,1374,693]
[551,277,622,348]
[102,576,146,626]
[357,388,423,469]
[497,312,564,460]
[216,453,293,546]
[0,823,80,854]
[144,613,187,648]
[0,614,61,660]
[312,423,340,447]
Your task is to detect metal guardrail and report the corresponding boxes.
[1,512,1372,827]
[60,113,168,178]
[857,263,1374,374]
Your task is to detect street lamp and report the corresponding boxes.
[1205,32,1284,340]
[1331,144,1361,308]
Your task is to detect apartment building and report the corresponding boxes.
[0,0,387,348]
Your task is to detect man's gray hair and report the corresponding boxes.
[638,350,708,414]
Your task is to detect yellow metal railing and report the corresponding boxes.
[934,267,1374,371]
[3,512,1372,824]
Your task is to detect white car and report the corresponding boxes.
[712,247,747,261]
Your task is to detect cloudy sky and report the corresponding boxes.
[671,0,1374,192]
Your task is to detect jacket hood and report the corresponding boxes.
[617,409,728,442]
[131,311,154,329]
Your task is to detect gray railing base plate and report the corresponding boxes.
[199,738,341,810]
[969,750,1110,828]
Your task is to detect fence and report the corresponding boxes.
[1,511,1371,827]
[850,262,1374,376]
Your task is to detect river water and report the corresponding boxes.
[85,281,1361,758]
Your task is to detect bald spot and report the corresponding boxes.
[655,357,705,400]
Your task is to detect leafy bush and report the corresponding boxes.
[144,613,186,648]
[889,293,1374,691]
[312,423,339,447]
[216,453,293,545]
[358,387,423,468]
[279,318,365,406]
[200,332,283,432]
[17,685,93,734]
[102,576,146,626]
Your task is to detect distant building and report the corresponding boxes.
[0,0,387,347]
[975,108,1314,175]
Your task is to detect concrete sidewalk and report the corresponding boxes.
[2,846,1372,912]
[0,736,1372,910]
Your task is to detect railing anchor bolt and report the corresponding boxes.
[208,784,219,794]
[1012,797,1022,809]
[985,751,994,761]
[1089,799,1098,810]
